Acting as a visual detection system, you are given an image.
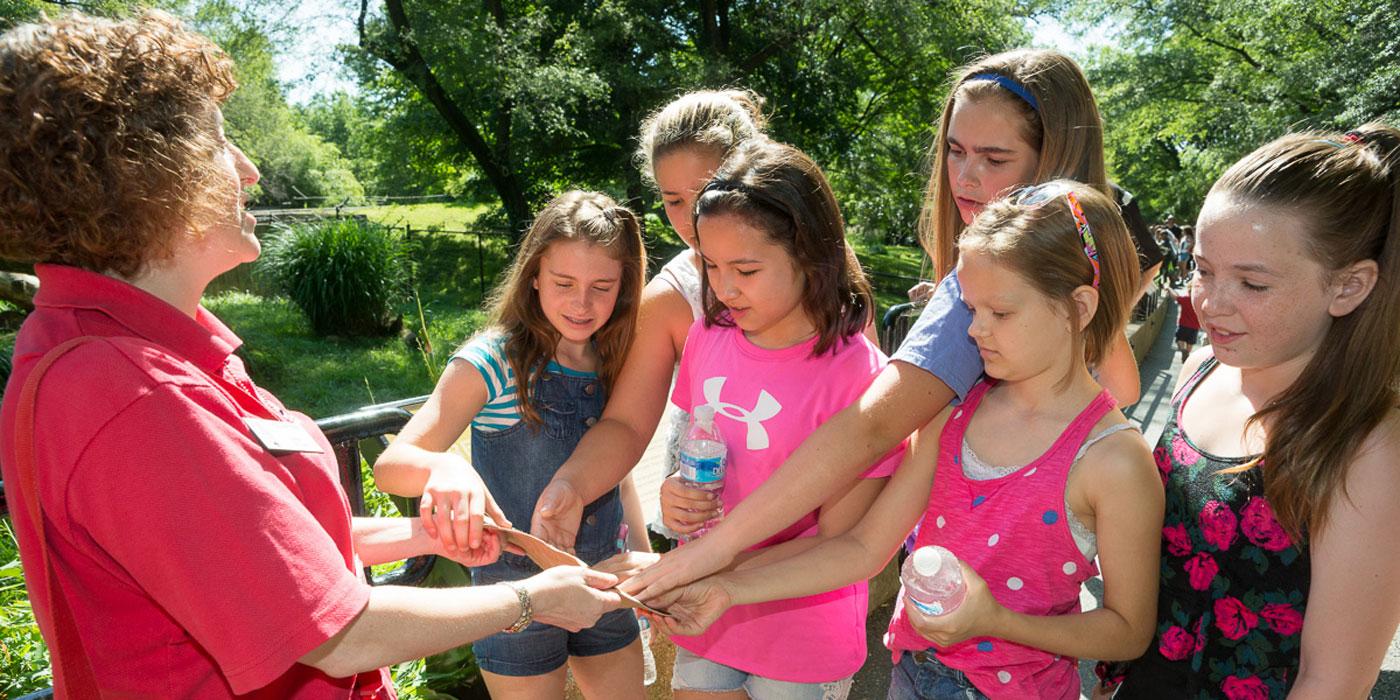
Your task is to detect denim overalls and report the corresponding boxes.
[467,367,637,676]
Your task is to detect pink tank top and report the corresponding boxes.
[885,380,1112,699]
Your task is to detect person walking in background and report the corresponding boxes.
[1173,286,1202,363]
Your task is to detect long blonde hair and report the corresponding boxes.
[1215,123,1400,542]
[485,191,645,426]
[921,49,1108,278]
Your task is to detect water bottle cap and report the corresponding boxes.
[911,545,951,576]
[694,405,717,424]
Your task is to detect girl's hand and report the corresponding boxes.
[524,566,626,632]
[906,562,1004,647]
[619,534,735,601]
[660,475,722,535]
[593,551,662,584]
[436,528,503,568]
[651,576,735,637]
[419,454,510,553]
[530,479,583,553]
[907,280,936,304]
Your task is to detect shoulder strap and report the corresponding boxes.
[14,336,104,698]
[1171,354,1218,405]
[1073,422,1141,463]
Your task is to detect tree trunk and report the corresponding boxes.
[362,0,533,240]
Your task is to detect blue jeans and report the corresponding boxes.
[671,647,853,700]
[467,369,634,676]
[888,651,989,700]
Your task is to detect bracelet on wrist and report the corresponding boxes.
[500,581,533,634]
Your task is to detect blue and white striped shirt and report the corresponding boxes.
[453,332,597,431]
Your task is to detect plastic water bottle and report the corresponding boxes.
[638,614,657,685]
[900,545,967,616]
[677,405,726,540]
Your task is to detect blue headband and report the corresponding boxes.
[968,72,1039,112]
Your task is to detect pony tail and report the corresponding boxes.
[720,88,769,131]
[1238,122,1400,541]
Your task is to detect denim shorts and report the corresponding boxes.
[887,651,989,700]
[469,567,639,677]
[671,646,853,700]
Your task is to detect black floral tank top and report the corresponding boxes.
[1107,357,1311,699]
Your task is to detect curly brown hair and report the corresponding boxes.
[0,10,238,277]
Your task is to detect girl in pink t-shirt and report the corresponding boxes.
[654,138,901,699]
[656,180,1163,699]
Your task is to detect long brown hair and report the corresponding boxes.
[692,138,873,356]
[1214,123,1400,542]
[484,191,645,426]
[921,49,1108,278]
[958,180,1138,374]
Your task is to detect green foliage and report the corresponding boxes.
[257,219,412,337]
[1,517,51,698]
[340,0,1038,241]
[1070,0,1400,222]
[191,1,365,206]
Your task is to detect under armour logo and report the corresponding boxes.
[701,376,782,450]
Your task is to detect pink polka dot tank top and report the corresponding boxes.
[886,379,1113,699]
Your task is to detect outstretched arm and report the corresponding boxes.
[624,360,953,599]
[373,358,507,553]
[655,416,946,634]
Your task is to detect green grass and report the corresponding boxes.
[850,239,928,315]
[355,202,492,232]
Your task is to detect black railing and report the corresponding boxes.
[315,404,436,587]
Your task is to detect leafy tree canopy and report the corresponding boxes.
[1069,0,1400,222]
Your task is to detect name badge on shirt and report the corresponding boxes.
[244,417,323,454]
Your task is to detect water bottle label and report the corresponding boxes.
[909,598,947,616]
[679,452,724,484]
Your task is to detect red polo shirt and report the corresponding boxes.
[0,264,390,697]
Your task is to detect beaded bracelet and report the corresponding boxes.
[499,581,533,633]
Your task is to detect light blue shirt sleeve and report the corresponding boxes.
[452,334,511,404]
[889,272,983,402]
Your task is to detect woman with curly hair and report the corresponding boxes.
[0,11,623,697]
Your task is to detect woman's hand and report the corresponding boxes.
[660,474,722,535]
[593,551,662,585]
[419,453,509,553]
[905,562,1005,648]
[524,566,626,632]
[650,575,735,637]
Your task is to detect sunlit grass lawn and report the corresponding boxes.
[355,201,492,231]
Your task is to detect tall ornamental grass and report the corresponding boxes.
[259,219,411,337]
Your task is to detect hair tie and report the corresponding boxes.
[968,72,1039,112]
[1343,131,1364,144]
